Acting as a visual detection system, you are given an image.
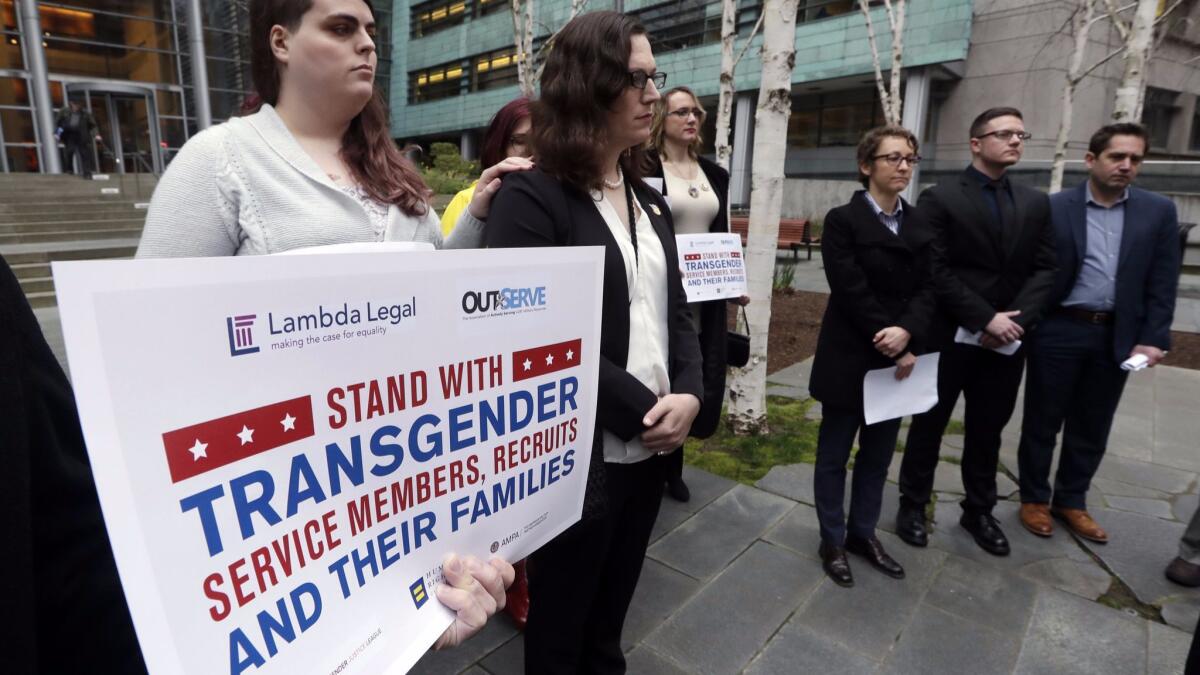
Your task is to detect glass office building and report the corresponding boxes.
[0,0,392,174]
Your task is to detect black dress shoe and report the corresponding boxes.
[666,476,690,502]
[959,512,1010,556]
[819,541,854,587]
[846,535,906,579]
[895,505,928,547]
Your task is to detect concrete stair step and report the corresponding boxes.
[0,218,145,234]
[8,261,51,280]
[18,275,54,294]
[0,191,134,202]
[0,227,143,244]
[0,239,140,265]
[25,291,57,309]
[0,203,145,216]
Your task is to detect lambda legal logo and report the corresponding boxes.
[409,578,429,609]
[226,314,260,356]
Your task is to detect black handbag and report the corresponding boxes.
[727,306,750,367]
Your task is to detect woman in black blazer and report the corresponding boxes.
[809,125,936,588]
[643,85,749,503]
[484,11,703,673]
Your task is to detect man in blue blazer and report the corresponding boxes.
[1016,123,1181,543]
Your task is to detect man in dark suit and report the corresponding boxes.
[896,107,1058,556]
[1016,123,1180,543]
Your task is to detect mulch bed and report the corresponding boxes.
[755,289,1200,373]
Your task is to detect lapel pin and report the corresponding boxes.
[650,204,662,216]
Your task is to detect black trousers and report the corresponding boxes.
[524,456,665,674]
[62,132,92,176]
[1017,314,1128,509]
[665,443,683,482]
[900,342,1026,515]
[814,405,900,545]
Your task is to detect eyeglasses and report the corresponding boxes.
[976,130,1032,142]
[871,153,922,167]
[667,107,705,120]
[629,70,667,90]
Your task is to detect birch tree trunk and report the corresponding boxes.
[859,0,906,124]
[1051,0,1095,193]
[726,0,798,435]
[715,0,739,172]
[511,0,536,98]
[715,1,765,172]
[1111,0,1157,121]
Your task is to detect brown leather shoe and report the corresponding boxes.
[1052,507,1108,543]
[1019,503,1053,537]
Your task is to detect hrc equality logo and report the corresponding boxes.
[410,578,429,609]
[226,314,260,356]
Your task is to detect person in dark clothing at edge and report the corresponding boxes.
[894,107,1058,557]
[54,100,101,179]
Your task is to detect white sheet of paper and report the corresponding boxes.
[675,233,749,303]
[863,353,941,425]
[954,326,1021,356]
[1121,353,1150,371]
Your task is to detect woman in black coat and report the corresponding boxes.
[484,12,703,674]
[643,85,749,502]
[809,125,936,588]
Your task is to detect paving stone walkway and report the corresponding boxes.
[415,358,1200,674]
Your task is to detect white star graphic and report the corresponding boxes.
[237,425,255,446]
[188,439,208,461]
[545,353,555,366]
[523,358,532,371]
[281,413,297,432]
[565,349,575,361]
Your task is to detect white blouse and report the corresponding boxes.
[591,189,671,464]
[663,163,720,235]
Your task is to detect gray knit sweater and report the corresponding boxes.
[136,104,483,257]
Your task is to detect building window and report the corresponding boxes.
[799,0,883,23]
[473,47,521,92]
[410,0,469,38]
[1143,87,1178,150]
[410,61,467,103]
[633,0,759,55]
[477,0,508,16]
[788,89,885,148]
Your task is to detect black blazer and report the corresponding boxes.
[644,150,730,438]
[808,192,937,411]
[919,168,1058,347]
[1048,182,1181,361]
[1,255,146,674]
[485,169,704,477]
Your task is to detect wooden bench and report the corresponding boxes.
[729,216,817,260]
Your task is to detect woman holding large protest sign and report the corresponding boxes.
[136,0,529,258]
[485,11,704,673]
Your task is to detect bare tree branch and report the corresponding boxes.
[1104,0,1132,40]
[731,11,766,70]
[1076,44,1127,81]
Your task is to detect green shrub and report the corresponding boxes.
[773,261,797,291]
[421,167,475,195]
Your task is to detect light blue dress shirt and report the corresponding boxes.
[863,191,903,236]
[1063,183,1127,312]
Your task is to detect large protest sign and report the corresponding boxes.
[53,247,603,675]
[675,233,748,303]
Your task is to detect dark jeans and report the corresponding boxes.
[900,342,1026,515]
[1017,314,1128,509]
[814,405,901,545]
[525,456,665,674]
[61,132,92,176]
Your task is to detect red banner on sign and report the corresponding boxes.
[161,395,315,483]
[512,339,583,382]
